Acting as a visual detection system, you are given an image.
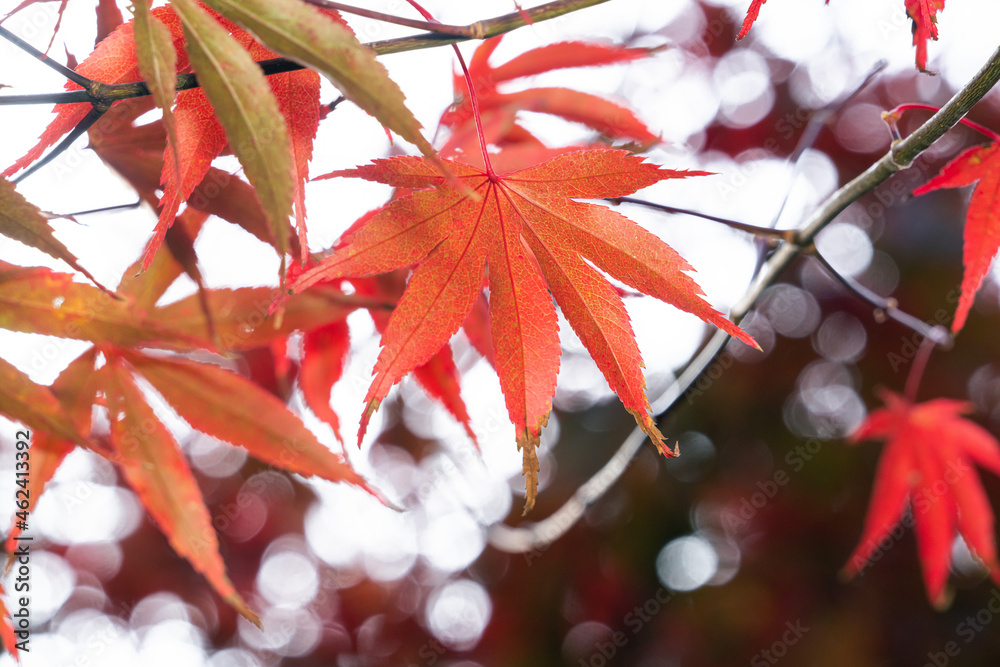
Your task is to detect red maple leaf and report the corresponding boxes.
[3,4,345,269]
[1,6,189,181]
[905,0,945,72]
[287,149,757,512]
[912,143,1000,333]
[736,0,769,40]
[295,271,477,450]
[440,33,659,157]
[844,390,1000,606]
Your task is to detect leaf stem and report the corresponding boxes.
[400,0,496,176]
[12,104,109,184]
[887,103,1000,142]
[904,336,937,402]
[302,0,477,37]
[608,196,793,241]
[809,250,952,348]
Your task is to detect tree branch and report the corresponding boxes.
[488,41,1000,554]
[0,0,610,107]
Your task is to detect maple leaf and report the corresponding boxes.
[293,264,478,449]
[844,390,1000,607]
[301,318,352,446]
[912,143,1000,333]
[1,5,188,181]
[736,0,768,41]
[905,0,945,72]
[4,1,432,273]
[103,350,260,625]
[0,176,114,294]
[350,273,479,446]
[440,34,659,156]
[3,349,95,553]
[0,244,373,627]
[95,0,124,44]
[289,149,756,512]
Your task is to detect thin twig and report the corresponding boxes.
[0,0,611,182]
[0,0,611,108]
[303,0,477,37]
[12,105,109,184]
[808,250,952,348]
[45,199,143,220]
[488,42,1000,554]
[607,196,793,241]
[904,336,937,402]
[0,24,92,89]
[887,103,1000,142]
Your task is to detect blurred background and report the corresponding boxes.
[3,0,1000,664]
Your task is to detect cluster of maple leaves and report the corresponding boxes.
[0,0,999,659]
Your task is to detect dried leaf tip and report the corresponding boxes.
[518,432,540,516]
[232,597,262,629]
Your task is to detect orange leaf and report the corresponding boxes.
[290,149,755,512]
[351,274,477,446]
[95,0,124,44]
[0,177,114,295]
[488,39,653,83]
[300,319,351,446]
[102,353,258,624]
[149,284,356,351]
[845,390,1000,607]
[4,349,96,552]
[228,22,325,262]
[121,350,374,493]
[442,34,659,151]
[1,5,186,180]
[913,143,1000,332]
[0,357,89,449]
[0,261,204,350]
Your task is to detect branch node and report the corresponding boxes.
[887,140,912,169]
